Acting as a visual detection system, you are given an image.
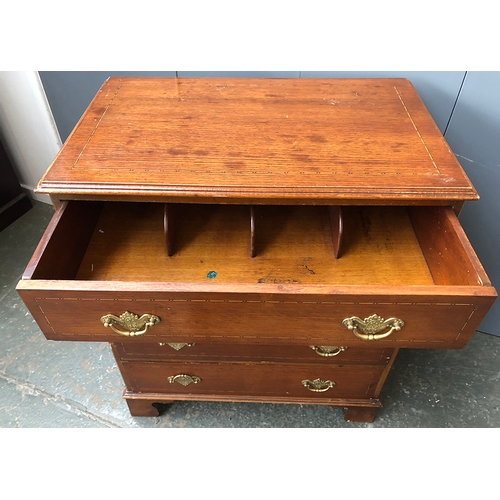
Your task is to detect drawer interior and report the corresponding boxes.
[27,201,487,287]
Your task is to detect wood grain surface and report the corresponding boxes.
[17,283,496,348]
[74,202,434,285]
[37,77,477,204]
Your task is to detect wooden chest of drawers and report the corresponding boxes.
[17,77,497,422]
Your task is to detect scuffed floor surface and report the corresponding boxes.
[1,201,499,428]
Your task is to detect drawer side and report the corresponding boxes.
[23,201,103,280]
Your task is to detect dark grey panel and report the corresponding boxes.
[445,72,500,171]
[39,71,176,142]
[457,158,500,336]
[177,71,300,78]
[446,72,500,336]
[301,71,466,133]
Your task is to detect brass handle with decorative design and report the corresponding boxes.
[158,342,195,350]
[302,378,336,393]
[310,345,347,357]
[168,374,201,386]
[342,314,404,341]
[100,311,160,337]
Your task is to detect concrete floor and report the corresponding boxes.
[1,200,499,428]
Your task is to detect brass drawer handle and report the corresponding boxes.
[158,342,195,350]
[302,378,336,393]
[168,374,202,386]
[342,314,404,341]
[100,311,160,337]
[310,345,347,357]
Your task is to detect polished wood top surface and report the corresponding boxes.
[38,77,477,204]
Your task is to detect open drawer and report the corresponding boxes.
[17,200,496,348]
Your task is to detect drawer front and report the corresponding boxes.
[119,360,385,399]
[113,342,394,365]
[18,286,495,348]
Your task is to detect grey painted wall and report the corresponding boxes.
[38,71,500,336]
[445,72,500,336]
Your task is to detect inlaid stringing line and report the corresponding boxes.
[72,82,123,170]
[394,86,441,175]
